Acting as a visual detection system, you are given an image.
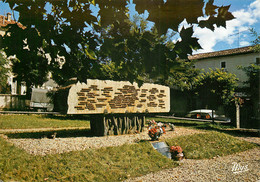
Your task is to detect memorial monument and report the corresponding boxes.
[55,79,170,136]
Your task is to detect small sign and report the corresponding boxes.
[234,92,248,97]
[151,142,171,159]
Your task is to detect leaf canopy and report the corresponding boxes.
[0,0,234,88]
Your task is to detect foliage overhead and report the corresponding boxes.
[0,0,234,87]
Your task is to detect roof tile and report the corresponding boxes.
[0,14,25,30]
[188,46,255,60]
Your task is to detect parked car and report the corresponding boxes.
[185,109,231,122]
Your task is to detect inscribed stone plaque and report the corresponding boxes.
[67,79,170,114]
[151,142,171,159]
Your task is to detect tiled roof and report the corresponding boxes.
[188,46,256,60]
[0,14,25,29]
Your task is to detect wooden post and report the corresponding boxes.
[212,109,215,123]
[236,102,240,129]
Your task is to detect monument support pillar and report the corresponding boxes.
[90,114,145,136]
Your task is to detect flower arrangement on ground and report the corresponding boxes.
[148,120,166,141]
[170,145,184,161]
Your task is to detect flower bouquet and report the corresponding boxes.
[148,127,160,141]
[147,120,166,141]
[170,146,184,161]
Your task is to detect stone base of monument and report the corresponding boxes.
[90,114,145,136]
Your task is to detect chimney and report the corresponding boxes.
[7,13,11,21]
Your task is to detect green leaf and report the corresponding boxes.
[85,48,97,60]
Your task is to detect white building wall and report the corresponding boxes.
[0,30,5,36]
[194,52,260,86]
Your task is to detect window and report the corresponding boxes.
[221,61,226,69]
[256,57,260,65]
[221,61,226,68]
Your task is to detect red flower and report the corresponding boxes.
[170,146,183,153]
[148,128,157,137]
[162,127,166,134]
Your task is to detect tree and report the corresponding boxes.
[239,28,260,118]
[166,59,200,90]
[0,0,234,88]
[0,50,10,93]
[249,28,260,52]
[193,68,238,109]
[98,15,182,85]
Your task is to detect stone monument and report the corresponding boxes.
[56,79,170,136]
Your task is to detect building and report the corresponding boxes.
[188,46,259,128]
[0,13,27,95]
[189,45,260,86]
[0,13,24,36]
[0,13,58,110]
[0,13,12,36]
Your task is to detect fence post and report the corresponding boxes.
[212,109,215,123]
[236,102,240,129]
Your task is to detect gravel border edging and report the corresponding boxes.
[5,127,205,155]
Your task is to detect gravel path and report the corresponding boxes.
[125,147,260,182]
[6,127,205,155]
[237,136,260,146]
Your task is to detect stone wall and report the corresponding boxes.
[0,94,29,110]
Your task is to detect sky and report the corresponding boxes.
[193,0,260,53]
[0,0,260,54]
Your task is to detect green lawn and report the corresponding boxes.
[0,131,257,181]
[0,115,90,129]
[0,115,257,181]
[148,117,235,130]
[0,115,232,131]
[0,138,177,182]
[166,132,257,159]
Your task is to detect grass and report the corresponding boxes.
[6,128,92,139]
[148,117,259,137]
[166,131,257,159]
[0,115,90,129]
[0,115,232,131]
[148,117,234,130]
[0,138,177,182]
[0,131,257,181]
[0,115,258,181]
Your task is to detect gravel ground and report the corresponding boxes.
[5,127,205,155]
[125,147,260,182]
